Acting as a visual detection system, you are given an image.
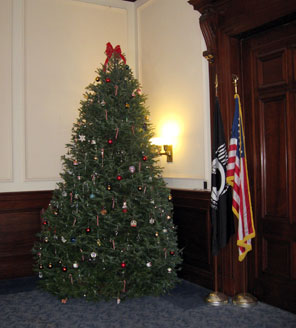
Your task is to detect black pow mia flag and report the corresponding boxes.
[210,97,235,256]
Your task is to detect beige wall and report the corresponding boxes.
[137,0,210,190]
[0,0,13,181]
[0,0,134,192]
[0,0,210,192]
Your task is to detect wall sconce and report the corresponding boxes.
[157,145,173,162]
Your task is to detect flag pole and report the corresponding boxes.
[205,74,229,306]
[230,74,257,308]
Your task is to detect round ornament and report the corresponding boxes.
[155,232,159,237]
[125,103,130,109]
[163,228,168,233]
[168,194,173,201]
[95,76,100,82]
[38,272,43,278]
[101,209,107,215]
[39,264,43,269]
[170,251,175,256]
[85,227,91,233]
[94,156,98,160]
[146,262,152,268]
[121,262,126,268]
[167,268,172,273]
[117,175,122,181]
[42,220,48,225]
[167,215,171,220]
[90,252,97,258]
[107,184,112,191]
[73,262,79,269]
[73,160,78,166]
[130,219,137,227]
[142,155,147,161]
[108,139,113,145]
[90,193,95,199]
[44,237,49,243]
[129,166,136,173]
[77,176,81,180]
[137,186,142,191]
[149,218,155,224]
[71,237,76,243]
[62,266,67,272]
[105,77,111,83]
[48,263,53,269]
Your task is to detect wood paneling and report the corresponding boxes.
[189,0,296,314]
[0,191,52,279]
[171,189,213,289]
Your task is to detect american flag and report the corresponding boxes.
[226,94,255,262]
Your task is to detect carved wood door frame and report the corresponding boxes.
[188,0,296,308]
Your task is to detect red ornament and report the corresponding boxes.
[62,266,67,272]
[122,208,128,213]
[86,227,91,233]
[108,139,113,144]
[170,251,175,256]
[142,156,147,161]
[117,175,122,181]
[42,220,48,225]
[106,77,111,83]
[121,262,126,268]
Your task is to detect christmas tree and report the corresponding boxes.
[33,43,182,303]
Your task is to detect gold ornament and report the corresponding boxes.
[101,209,107,216]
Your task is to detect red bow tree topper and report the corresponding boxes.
[104,42,126,70]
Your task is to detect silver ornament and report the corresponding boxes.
[73,262,79,268]
[146,262,152,267]
[90,252,97,258]
[129,165,136,173]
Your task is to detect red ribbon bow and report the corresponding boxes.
[104,42,126,70]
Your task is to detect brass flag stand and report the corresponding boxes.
[231,75,257,308]
[205,75,229,306]
[205,255,229,306]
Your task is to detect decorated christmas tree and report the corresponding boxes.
[33,43,182,303]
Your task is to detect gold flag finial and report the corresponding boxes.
[232,74,239,94]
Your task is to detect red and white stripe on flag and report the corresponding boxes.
[226,94,255,262]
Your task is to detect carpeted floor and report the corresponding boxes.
[0,277,295,328]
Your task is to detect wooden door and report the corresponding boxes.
[242,21,296,313]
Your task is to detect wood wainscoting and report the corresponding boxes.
[0,189,213,288]
[171,189,213,290]
[0,191,52,279]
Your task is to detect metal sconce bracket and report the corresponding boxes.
[157,145,173,162]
